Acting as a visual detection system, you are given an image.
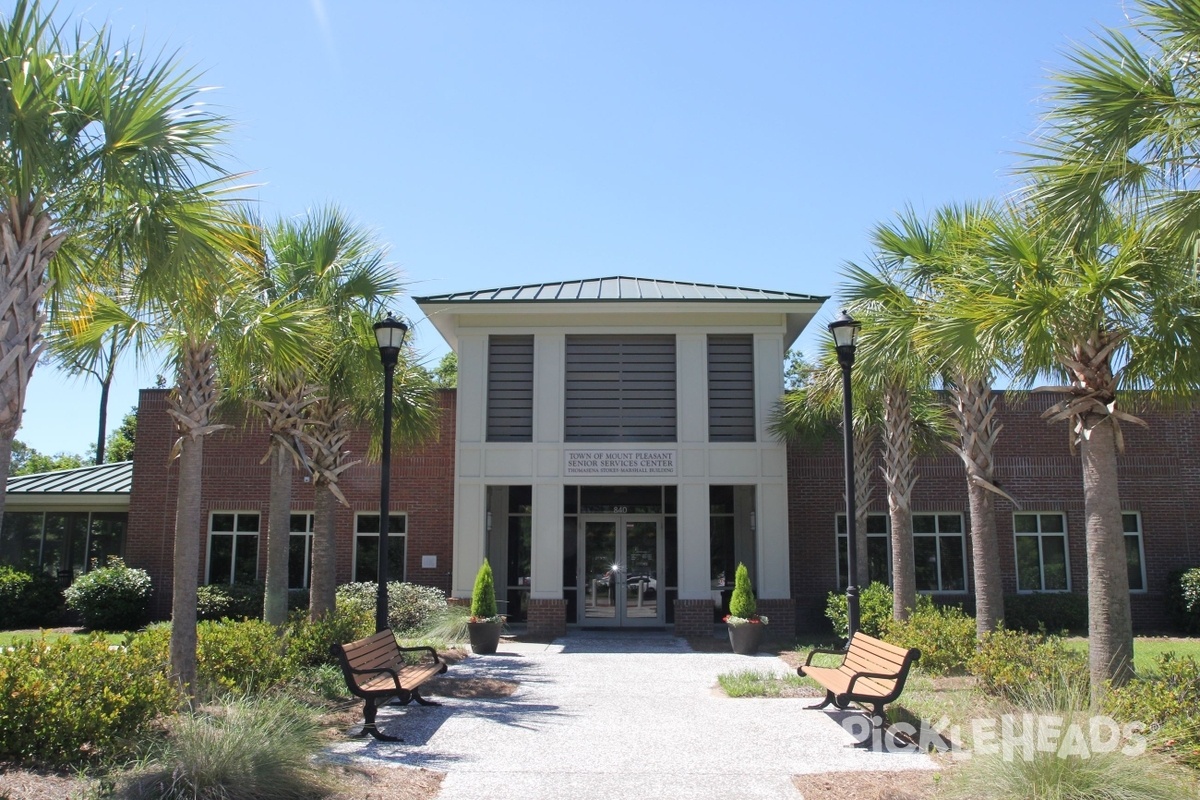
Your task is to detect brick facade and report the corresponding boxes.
[526,598,567,638]
[126,388,457,620]
[119,386,1200,635]
[672,599,714,637]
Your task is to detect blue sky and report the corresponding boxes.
[20,0,1132,456]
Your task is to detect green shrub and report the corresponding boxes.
[121,695,333,800]
[63,558,152,631]
[824,582,933,640]
[196,582,264,621]
[470,559,498,620]
[129,620,298,697]
[1165,568,1200,634]
[335,580,447,633]
[284,606,373,669]
[882,603,976,675]
[0,634,177,766]
[728,562,757,619]
[1001,591,1089,634]
[0,565,62,629]
[1105,653,1200,768]
[969,628,1089,703]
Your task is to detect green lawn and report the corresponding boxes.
[1064,636,1200,674]
[0,629,128,647]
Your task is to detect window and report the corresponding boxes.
[354,513,406,583]
[1014,512,1069,592]
[1123,512,1146,593]
[288,513,314,589]
[710,486,756,615]
[1,510,127,580]
[207,512,260,585]
[564,335,676,442]
[707,335,755,442]
[836,513,890,588]
[913,513,966,592]
[487,335,534,442]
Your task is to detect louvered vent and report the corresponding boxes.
[565,335,676,442]
[707,335,755,442]
[487,335,534,441]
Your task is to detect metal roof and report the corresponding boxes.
[414,276,826,304]
[6,461,133,496]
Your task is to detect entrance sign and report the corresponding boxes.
[565,449,677,477]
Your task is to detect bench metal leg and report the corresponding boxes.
[349,699,402,743]
[806,690,835,710]
[411,687,440,706]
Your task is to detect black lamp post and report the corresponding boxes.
[829,310,862,641]
[373,312,409,633]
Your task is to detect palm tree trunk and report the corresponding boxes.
[262,443,293,627]
[0,199,62,523]
[853,429,874,587]
[882,382,917,620]
[1080,414,1135,693]
[170,433,203,699]
[309,484,338,620]
[95,376,111,464]
[949,378,1006,636]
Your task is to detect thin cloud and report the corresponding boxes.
[309,0,340,71]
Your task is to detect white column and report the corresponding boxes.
[530,482,564,598]
[453,481,486,598]
[677,482,710,600]
[535,334,564,443]
[757,482,790,599]
[456,335,488,444]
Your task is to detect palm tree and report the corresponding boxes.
[250,207,439,622]
[1027,0,1200,251]
[839,263,946,621]
[68,200,315,697]
[956,202,1200,692]
[872,204,1018,636]
[0,0,225,514]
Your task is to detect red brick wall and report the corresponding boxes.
[126,388,457,619]
[526,598,567,638]
[673,599,713,637]
[788,391,1200,635]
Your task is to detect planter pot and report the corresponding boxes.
[468,621,503,655]
[728,622,766,655]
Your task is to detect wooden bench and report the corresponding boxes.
[798,632,920,728]
[331,629,448,742]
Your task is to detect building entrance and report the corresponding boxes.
[579,515,663,627]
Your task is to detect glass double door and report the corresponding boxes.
[580,515,663,626]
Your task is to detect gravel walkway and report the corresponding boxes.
[330,631,936,800]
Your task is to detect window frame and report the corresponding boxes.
[835,512,891,589]
[352,512,408,583]
[911,512,968,593]
[1123,511,1147,594]
[1013,511,1072,593]
[206,511,261,585]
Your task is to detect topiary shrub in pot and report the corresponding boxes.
[467,559,504,655]
[725,562,767,655]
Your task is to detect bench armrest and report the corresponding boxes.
[844,670,901,694]
[803,645,848,667]
[397,644,442,665]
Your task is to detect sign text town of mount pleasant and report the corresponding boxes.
[564,449,677,477]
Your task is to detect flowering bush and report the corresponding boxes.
[724,613,769,626]
[63,558,152,631]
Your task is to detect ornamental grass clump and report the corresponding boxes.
[121,695,334,800]
[725,563,767,625]
[470,559,501,622]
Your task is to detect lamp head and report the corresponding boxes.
[827,310,861,363]
[374,312,409,368]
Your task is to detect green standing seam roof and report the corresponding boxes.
[414,276,827,304]
[5,461,133,496]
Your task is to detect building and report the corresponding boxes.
[4,276,1198,634]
